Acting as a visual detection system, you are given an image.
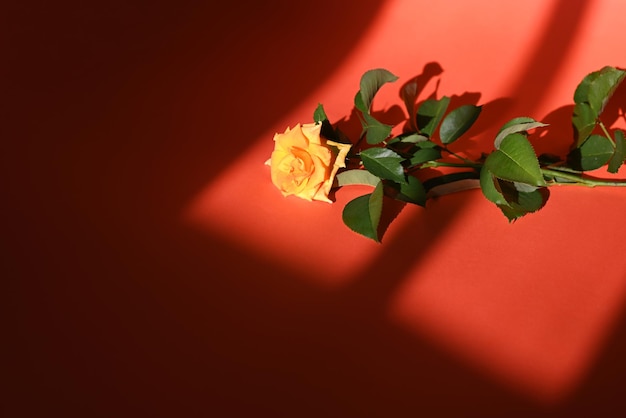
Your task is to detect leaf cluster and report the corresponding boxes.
[568,66,626,172]
[315,66,626,241]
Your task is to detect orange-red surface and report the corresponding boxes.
[6,0,626,417]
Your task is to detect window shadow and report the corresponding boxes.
[8,0,626,417]
[331,0,599,321]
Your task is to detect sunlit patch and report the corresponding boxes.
[388,188,626,403]
[183,137,382,287]
[183,0,626,404]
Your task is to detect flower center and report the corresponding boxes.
[287,147,314,183]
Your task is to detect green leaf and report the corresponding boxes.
[416,96,450,137]
[415,140,438,148]
[386,176,426,206]
[386,133,425,146]
[498,204,529,222]
[573,66,625,111]
[398,176,426,205]
[574,69,600,104]
[572,102,597,146]
[515,188,547,213]
[342,182,384,242]
[480,170,549,222]
[336,170,381,188]
[572,67,625,145]
[360,112,393,144]
[494,117,548,149]
[484,133,546,186]
[313,103,328,124]
[360,148,406,183]
[513,182,538,193]
[358,69,399,112]
[439,104,482,144]
[479,166,508,206]
[497,181,549,221]
[498,116,537,131]
[409,147,441,166]
[398,133,429,144]
[354,90,367,113]
[479,168,524,221]
[569,134,615,171]
[586,66,625,114]
[608,130,626,173]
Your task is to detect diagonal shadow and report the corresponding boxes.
[323,0,626,407]
[8,0,626,416]
[334,0,595,321]
[558,298,626,416]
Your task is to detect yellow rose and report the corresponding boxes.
[266,122,351,203]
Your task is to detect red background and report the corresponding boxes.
[5,0,626,416]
